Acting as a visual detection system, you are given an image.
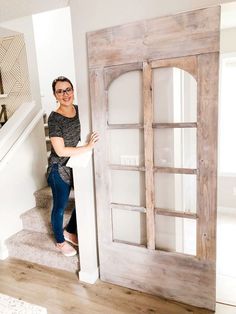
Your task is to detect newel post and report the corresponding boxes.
[71,161,99,284]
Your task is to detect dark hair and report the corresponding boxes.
[52,76,74,94]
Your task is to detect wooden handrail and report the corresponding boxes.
[0,105,8,127]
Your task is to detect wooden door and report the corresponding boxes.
[87,7,220,310]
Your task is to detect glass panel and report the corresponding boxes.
[112,208,146,245]
[109,129,144,166]
[154,128,196,168]
[153,67,197,123]
[108,70,143,124]
[111,170,145,207]
[155,215,196,255]
[154,173,196,213]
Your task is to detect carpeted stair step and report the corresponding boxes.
[6,230,79,273]
[21,207,71,234]
[34,186,75,210]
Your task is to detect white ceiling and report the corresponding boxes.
[0,0,69,22]
[0,0,235,29]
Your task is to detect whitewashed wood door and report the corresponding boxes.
[87,7,220,310]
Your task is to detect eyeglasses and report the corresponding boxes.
[55,87,73,96]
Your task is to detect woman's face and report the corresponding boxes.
[54,81,74,106]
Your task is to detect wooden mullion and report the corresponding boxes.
[110,165,197,174]
[113,239,146,248]
[107,123,143,129]
[154,167,197,175]
[152,122,197,129]
[109,164,145,172]
[155,208,197,219]
[143,61,155,250]
[111,203,146,213]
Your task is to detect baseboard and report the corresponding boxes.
[79,268,99,284]
[0,242,8,260]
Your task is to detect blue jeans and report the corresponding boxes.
[47,164,77,243]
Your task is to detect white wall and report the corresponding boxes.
[221,28,236,53]
[0,0,68,23]
[218,26,236,209]
[33,7,77,117]
[0,15,48,256]
[0,118,47,256]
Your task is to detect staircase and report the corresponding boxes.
[6,112,79,273]
[6,186,79,273]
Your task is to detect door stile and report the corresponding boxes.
[197,52,219,261]
[143,61,155,250]
[89,68,113,245]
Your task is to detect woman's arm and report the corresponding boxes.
[50,132,99,157]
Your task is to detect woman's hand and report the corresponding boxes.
[87,132,99,149]
[50,132,99,157]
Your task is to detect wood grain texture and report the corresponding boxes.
[104,62,142,90]
[151,56,198,79]
[109,164,145,172]
[152,122,197,129]
[100,242,215,310]
[154,167,197,175]
[89,68,112,245]
[113,239,146,248]
[0,258,215,314]
[87,7,220,68]
[143,61,155,250]
[111,203,146,213]
[87,6,220,311]
[155,208,197,219]
[197,52,219,262]
[107,123,143,129]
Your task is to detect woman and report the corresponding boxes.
[47,76,98,257]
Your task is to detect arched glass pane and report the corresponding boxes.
[108,71,143,124]
[153,67,197,123]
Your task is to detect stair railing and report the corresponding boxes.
[0,101,43,171]
[0,104,8,128]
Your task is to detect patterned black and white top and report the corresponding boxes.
[46,105,81,185]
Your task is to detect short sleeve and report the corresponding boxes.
[48,114,63,138]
